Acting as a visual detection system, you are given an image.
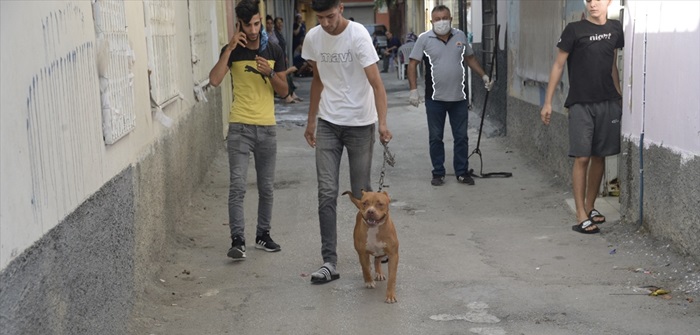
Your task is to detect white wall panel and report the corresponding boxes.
[0,0,210,270]
[1,1,104,269]
[622,1,700,158]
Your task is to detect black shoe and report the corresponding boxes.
[457,173,475,185]
[431,174,445,186]
[255,231,281,252]
[227,236,246,260]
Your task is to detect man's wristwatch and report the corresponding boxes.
[268,71,275,79]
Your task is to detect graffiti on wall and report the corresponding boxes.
[26,5,103,230]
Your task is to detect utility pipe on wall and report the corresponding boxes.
[638,13,648,227]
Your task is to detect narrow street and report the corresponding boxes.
[132,72,700,335]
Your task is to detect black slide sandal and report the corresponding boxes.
[572,219,600,234]
[310,265,340,284]
[588,209,606,224]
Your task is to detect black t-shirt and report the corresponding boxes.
[557,19,624,107]
[221,42,286,71]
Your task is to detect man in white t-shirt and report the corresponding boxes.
[302,0,392,284]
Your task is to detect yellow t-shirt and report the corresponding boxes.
[224,43,285,125]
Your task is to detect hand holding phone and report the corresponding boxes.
[227,21,247,51]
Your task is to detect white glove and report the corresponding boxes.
[409,89,422,107]
[482,74,495,91]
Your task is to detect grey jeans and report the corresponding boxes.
[315,119,375,264]
[227,123,277,239]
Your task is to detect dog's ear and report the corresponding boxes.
[381,190,390,202]
[342,190,363,209]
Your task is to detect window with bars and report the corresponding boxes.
[92,0,136,144]
[188,0,216,86]
[143,0,179,106]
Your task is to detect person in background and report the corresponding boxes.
[273,17,286,51]
[407,5,493,187]
[292,13,306,52]
[302,0,392,284]
[267,15,302,103]
[265,15,278,46]
[293,36,313,77]
[404,31,417,44]
[540,0,623,234]
[208,0,287,260]
[381,31,401,73]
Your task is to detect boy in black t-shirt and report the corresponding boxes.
[541,0,624,234]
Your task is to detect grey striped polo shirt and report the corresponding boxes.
[409,28,473,102]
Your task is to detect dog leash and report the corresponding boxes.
[377,142,396,192]
[468,24,512,179]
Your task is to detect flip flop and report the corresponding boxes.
[310,265,340,284]
[572,219,600,234]
[588,209,606,224]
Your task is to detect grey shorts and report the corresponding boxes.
[568,100,622,157]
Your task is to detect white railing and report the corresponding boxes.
[144,0,179,106]
[93,0,136,144]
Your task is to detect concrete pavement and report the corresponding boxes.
[132,71,699,335]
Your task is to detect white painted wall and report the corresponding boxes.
[622,1,700,160]
[0,1,218,270]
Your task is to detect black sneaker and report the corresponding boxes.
[255,231,281,252]
[457,173,475,185]
[431,174,445,186]
[227,236,246,260]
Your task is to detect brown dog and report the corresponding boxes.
[343,190,399,303]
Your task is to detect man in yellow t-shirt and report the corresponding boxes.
[209,0,287,260]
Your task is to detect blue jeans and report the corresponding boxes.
[425,98,469,177]
[315,119,375,265]
[227,123,277,239]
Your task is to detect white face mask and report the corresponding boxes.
[432,19,451,35]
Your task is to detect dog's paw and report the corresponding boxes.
[385,294,398,304]
[365,281,376,289]
[374,273,386,281]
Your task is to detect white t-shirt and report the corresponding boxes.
[302,21,379,126]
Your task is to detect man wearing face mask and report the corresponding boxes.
[407,5,493,186]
